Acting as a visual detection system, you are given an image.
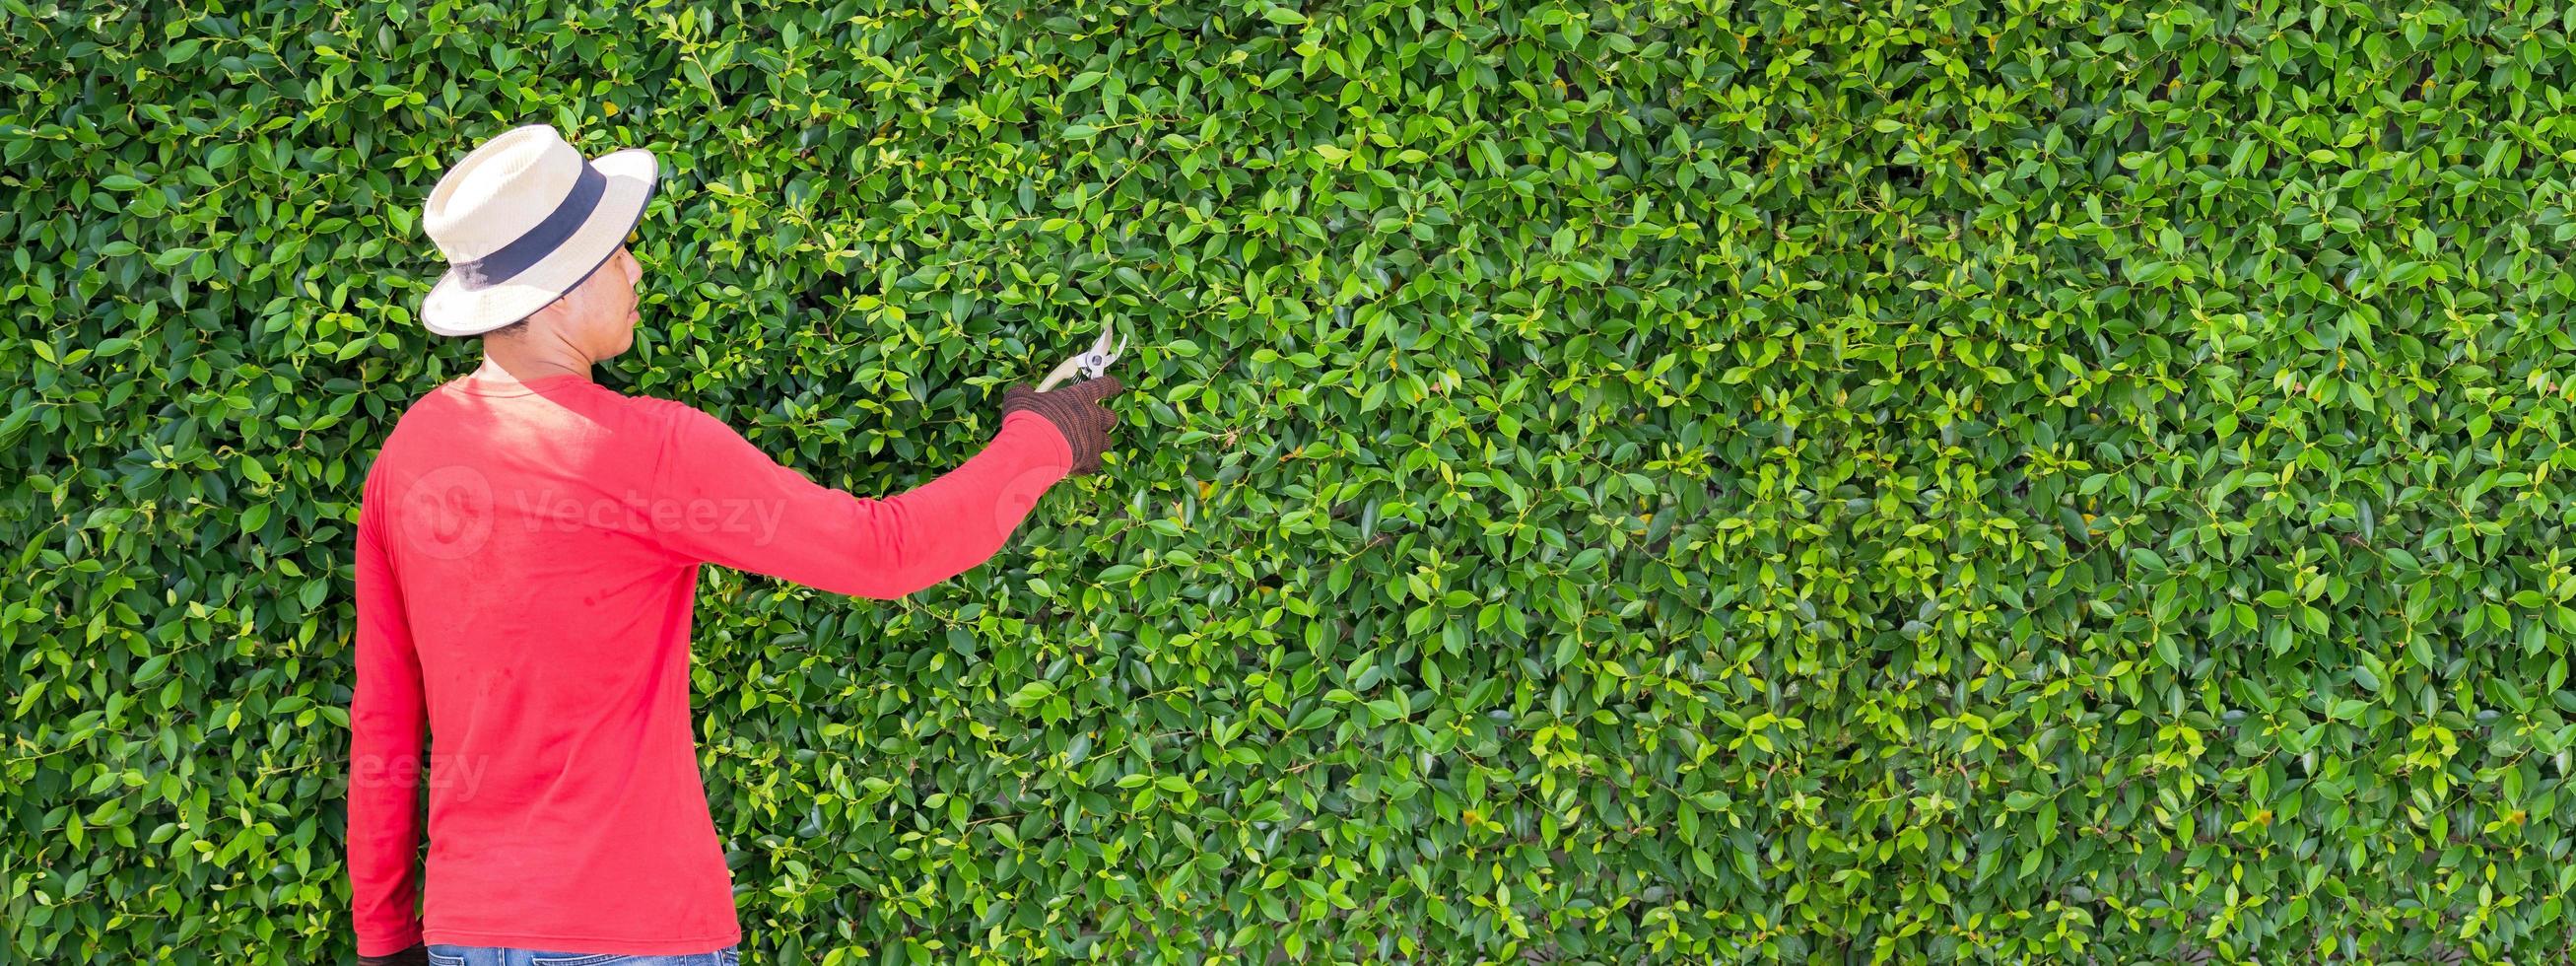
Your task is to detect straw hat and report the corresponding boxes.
[418,124,658,336]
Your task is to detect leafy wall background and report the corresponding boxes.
[3,0,2573,962]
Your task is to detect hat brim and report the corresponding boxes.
[420,148,658,337]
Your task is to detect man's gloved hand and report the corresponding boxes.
[357,943,429,966]
[1003,376,1124,475]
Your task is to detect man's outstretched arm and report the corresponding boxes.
[644,379,1121,598]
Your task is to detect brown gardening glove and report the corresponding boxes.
[356,943,429,966]
[1002,376,1124,475]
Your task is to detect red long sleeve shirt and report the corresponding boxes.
[347,373,1072,956]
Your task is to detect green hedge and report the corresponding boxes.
[7,0,2576,961]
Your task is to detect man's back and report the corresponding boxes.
[349,372,1077,954]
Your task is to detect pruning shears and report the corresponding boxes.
[1037,317,1127,392]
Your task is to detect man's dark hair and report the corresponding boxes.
[485,284,584,339]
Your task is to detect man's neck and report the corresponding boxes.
[475,339,593,385]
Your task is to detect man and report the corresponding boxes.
[349,124,1123,965]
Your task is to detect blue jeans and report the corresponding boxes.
[424,945,739,966]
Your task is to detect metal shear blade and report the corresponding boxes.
[1040,319,1126,391]
[1078,323,1127,380]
